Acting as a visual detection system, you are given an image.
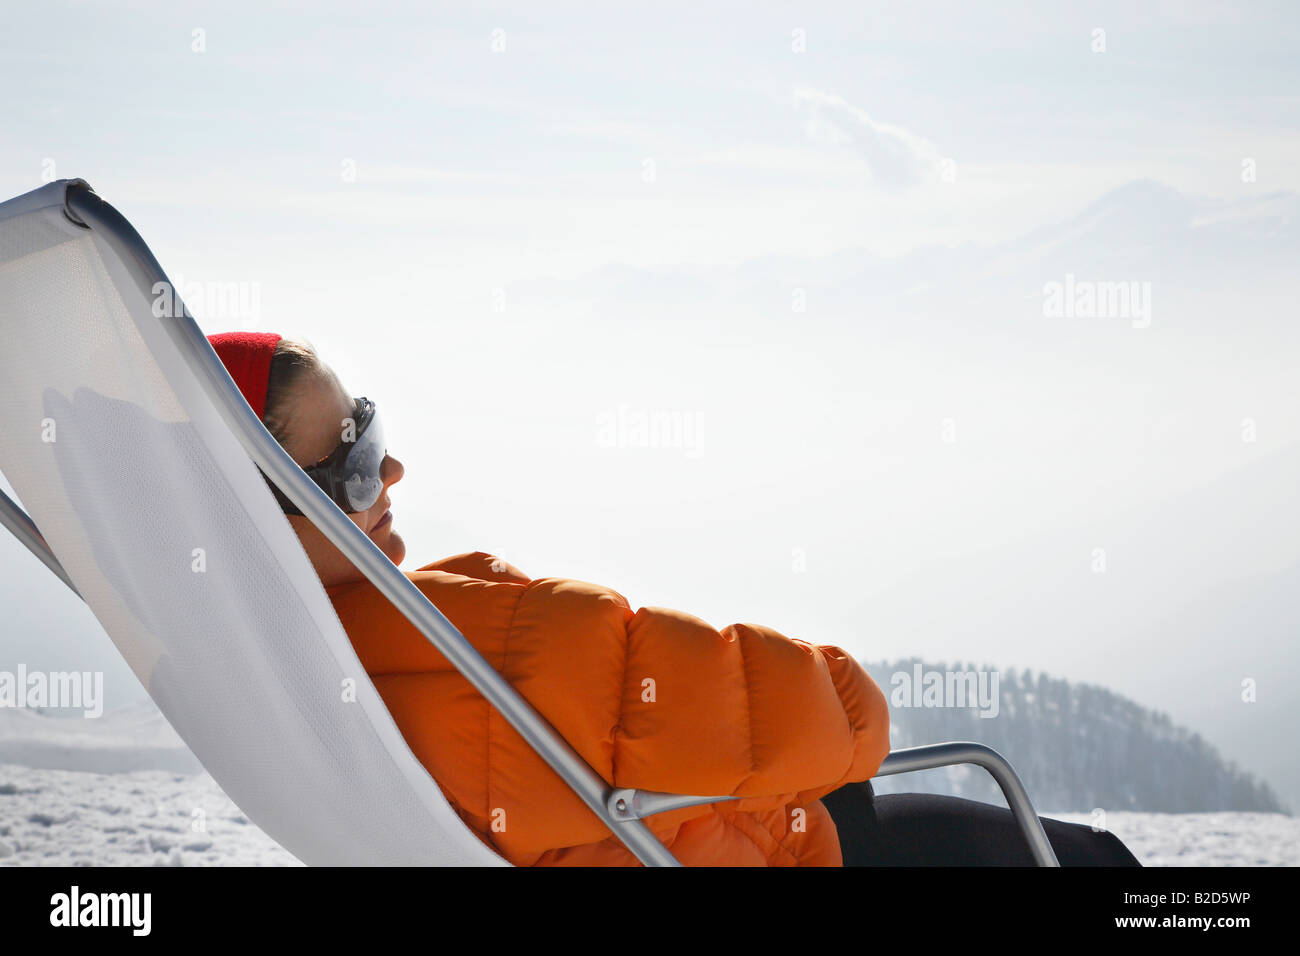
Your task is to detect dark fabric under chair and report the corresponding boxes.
[822,780,1142,866]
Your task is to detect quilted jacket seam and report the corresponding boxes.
[487,581,532,834]
[721,806,799,866]
[753,807,801,865]
[611,606,632,789]
[735,628,757,787]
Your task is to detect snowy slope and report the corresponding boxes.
[0,702,201,775]
[1,762,1296,866]
[0,764,298,866]
[1045,811,1298,867]
[1,702,1296,866]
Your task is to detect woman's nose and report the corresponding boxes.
[381,454,404,486]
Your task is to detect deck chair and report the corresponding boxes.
[0,179,1058,866]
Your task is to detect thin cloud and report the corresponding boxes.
[791,88,944,190]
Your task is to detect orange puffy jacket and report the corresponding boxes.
[325,551,890,865]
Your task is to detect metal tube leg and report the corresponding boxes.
[873,742,1061,866]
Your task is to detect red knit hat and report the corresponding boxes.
[207,331,283,419]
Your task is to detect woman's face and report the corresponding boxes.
[280,368,405,588]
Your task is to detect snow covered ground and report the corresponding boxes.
[0,703,297,866]
[1043,811,1299,867]
[3,763,1296,866]
[1,705,1296,866]
[0,764,299,866]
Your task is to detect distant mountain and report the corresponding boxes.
[864,657,1289,815]
[852,441,1300,814]
[1028,178,1298,249]
[10,665,1284,818]
[0,700,200,775]
[515,178,1300,305]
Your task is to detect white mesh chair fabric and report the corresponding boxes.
[0,180,507,865]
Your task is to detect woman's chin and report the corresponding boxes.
[381,528,406,566]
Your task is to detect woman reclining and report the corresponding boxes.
[207,330,1140,867]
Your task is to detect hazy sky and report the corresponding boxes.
[4,1,1297,272]
[2,2,1297,801]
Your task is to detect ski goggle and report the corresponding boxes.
[263,396,387,516]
